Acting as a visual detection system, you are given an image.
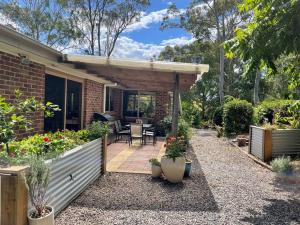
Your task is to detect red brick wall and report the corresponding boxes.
[83,79,104,126]
[155,91,170,122]
[0,51,45,138]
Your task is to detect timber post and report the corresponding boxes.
[0,166,28,225]
[172,73,180,137]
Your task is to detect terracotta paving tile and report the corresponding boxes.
[106,139,165,174]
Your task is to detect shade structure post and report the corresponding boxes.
[172,73,180,137]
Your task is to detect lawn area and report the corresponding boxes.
[55,129,300,225]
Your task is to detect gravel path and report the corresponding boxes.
[56,129,300,225]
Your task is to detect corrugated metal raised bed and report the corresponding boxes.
[249,126,300,161]
[29,138,103,215]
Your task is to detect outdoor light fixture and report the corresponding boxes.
[18,53,30,65]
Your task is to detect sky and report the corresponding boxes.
[111,0,194,59]
[0,0,194,60]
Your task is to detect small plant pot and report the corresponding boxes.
[28,206,54,225]
[184,160,192,177]
[161,156,185,183]
[151,165,162,178]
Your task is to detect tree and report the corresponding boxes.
[161,0,249,103]
[225,0,300,93]
[0,0,81,50]
[71,0,149,56]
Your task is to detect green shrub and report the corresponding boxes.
[156,116,172,136]
[223,99,253,136]
[256,100,295,124]
[193,113,201,128]
[213,106,223,126]
[178,118,191,144]
[271,156,292,173]
[87,121,110,140]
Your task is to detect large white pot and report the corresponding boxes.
[28,206,54,225]
[151,165,162,178]
[161,156,185,183]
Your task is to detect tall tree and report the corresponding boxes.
[0,0,81,50]
[71,0,149,56]
[161,0,248,103]
[225,0,300,93]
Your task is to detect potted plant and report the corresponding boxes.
[149,158,162,178]
[184,159,192,177]
[26,155,54,225]
[161,139,185,183]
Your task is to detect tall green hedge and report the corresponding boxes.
[223,99,253,136]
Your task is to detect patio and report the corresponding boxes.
[106,138,166,174]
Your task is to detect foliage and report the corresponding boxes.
[0,0,81,49]
[149,158,161,166]
[165,136,184,162]
[181,99,201,127]
[156,116,172,137]
[178,118,191,144]
[271,156,292,173]
[87,121,110,140]
[256,100,295,124]
[70,0,149,56]
[225,0,300,90]
[0,91,59,154]
[261,123,278,130]
[223,99,253,136]
[25,155,50,218]
[288,101,300,129]
[213,106,224,126]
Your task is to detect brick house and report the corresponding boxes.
[0,25,209,136]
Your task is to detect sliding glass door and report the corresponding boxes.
[44,74,82,132]
[123,91,155,118]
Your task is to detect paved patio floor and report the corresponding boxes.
[106,138,165,174]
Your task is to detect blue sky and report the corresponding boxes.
[112,0,194,59]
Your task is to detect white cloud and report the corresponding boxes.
[110,35,194,60]
[125,9,168,32]
[125,8,185,33]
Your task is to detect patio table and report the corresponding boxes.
[126,123,153,130]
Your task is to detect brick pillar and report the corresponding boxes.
[155,91,170,122]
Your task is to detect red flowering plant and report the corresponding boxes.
[165,135,186,152]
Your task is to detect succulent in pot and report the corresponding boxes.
[26,155,54,225]
[149,158,162,178]
[161,139,185,183]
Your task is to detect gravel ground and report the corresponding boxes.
[56,129,300,225]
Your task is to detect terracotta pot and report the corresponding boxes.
[161,156,185,183]
[151,165,162,178]
[28,206,54,225]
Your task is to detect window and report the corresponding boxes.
[123,91,155,118]
[105,87,114,111]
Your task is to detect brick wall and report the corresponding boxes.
[155,91,170,122]
[0,51,45,138]
[83,79,104,126]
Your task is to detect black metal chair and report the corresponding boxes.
[143,126,157,145]
[114,121,129,142]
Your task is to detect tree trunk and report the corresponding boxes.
[253,69,261,105]
[219,46,225,103]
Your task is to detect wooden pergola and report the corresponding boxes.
[63,54,209,135]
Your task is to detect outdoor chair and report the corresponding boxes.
[114,121,130,142]
[117,120,128,131]
[143,126,157,145]
[135,118,143,124]
[129,123,144,146]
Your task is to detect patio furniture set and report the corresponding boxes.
[114,120,157,145]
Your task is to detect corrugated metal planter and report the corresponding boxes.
[249,126,300,161]
[28,138,103,215]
